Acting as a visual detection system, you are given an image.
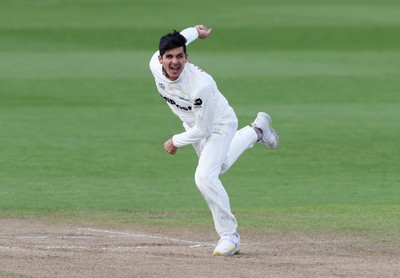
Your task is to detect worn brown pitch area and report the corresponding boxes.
[0,219,399,278]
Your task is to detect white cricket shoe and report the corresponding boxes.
[213,232,240,256]
[252,112,279,149]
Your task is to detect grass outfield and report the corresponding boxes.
[1,0,399,242]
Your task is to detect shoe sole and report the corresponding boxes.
[267,127,279,149]
[265,113,279,149]
[213,249,240,256]
[254,112,279,149]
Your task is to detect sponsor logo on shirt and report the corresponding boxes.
[178,92,189,101]
[212,127,222,135]
[158,83,165,90]
[194,98,202,108]
[159,93,192,111]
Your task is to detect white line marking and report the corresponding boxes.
[58,236,95,239]
[18,236,48,239]
[41,246,88,250]
[0,235,96,240]
[80,228,213,247]
[0,236,48,239]
[189,244,205,248]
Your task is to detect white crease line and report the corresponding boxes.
[80,228,213,248]
[58,236,95,239]
[0,236,48,239]
[0,244,148,253]
[0,235,95,239]
[40,246,88,250]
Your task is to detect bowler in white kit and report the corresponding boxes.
[149,24,279,256]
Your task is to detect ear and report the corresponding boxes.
[158,55,163,64]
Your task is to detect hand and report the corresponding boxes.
[164,139,178,155]
[195,25,212,39]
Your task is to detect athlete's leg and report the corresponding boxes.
[192,138,206,157]
[194,123,238,235]
[220,125,258,174]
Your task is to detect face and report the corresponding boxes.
[158,47,188,81]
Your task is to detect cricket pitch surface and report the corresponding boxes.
[0,218,399,278]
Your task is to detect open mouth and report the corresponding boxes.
[170,65,180,73]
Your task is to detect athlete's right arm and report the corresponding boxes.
[149,26,199,72]
[150,25,211,65]
[181,25,212,45]
[180,27,199,46]
[194,25,212,39]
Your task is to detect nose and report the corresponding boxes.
[172,57,179,64]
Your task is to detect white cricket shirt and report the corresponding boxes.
[149,27,238,147]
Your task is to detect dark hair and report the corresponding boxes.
[159,30,187,56]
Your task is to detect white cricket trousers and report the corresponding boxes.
[193,123,258,235]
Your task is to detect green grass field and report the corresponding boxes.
[1,0,399,243]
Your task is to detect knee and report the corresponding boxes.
[194,171,214,191]
[220,163,229,175]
